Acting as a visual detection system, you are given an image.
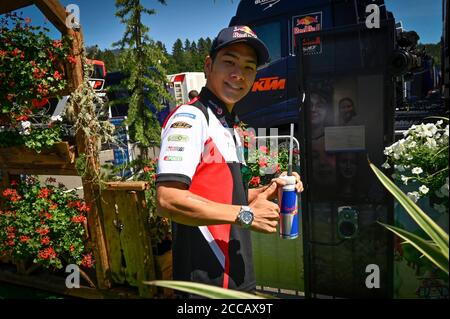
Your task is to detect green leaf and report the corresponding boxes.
[379,222,448,275]
[369,162,449,258]
[144,280,266,299]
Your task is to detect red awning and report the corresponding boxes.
[172,74,185,83]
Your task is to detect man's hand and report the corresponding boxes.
[263,171,304,201]
[249,182,280,233]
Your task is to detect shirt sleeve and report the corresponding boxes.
[156,105,208,187]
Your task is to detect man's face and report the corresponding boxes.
[339,100,354,122]
[310,93,327,126]
[204,43,258,109]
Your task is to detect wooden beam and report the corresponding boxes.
[105,181,149,191]
[0,0,69,36]
[0,0,34,15]
[0,267,140,299]
[67,26,112,290]
[3,167,78,176]
[34,0,68,34]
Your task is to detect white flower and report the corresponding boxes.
[444,125,449,137]
[433,203,447,213]
[436,120,443,126]
[407,191,420,203]
[407,141,416,148]
[381,162,391,169]
[425,137,437,149]
[416,123,434,138]
[401,175,409,185]
[51,115,62,122]
[19,121,31,136]
[395,165,406,172]
[419,185,429,195]
[411,167,423,175]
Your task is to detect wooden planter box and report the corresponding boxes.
[0,141,77,176]
[100,181,158,298]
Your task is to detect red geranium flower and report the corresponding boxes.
[32,98,49,108]
[38,187,50,199]
[249,176,260,187]
[53,70,63,80]
[41,236,50,245]
[20,236,30,243]
[67,55,77,64]
[81,253,95,268]
[71,215,87,223]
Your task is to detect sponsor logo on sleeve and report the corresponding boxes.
[168,134,189,142]
[163,155,183,161]
[174,112,196,119]
[170,121,192,129]
[166,146,185,152]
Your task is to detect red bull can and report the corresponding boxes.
[279,175,299,239]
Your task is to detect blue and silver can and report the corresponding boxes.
[279,175,299,239]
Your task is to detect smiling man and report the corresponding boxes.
[156,26,303,295]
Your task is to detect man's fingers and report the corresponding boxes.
[260,182,277,198]
[271,177,287,187]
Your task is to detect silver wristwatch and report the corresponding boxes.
[237,205,254,229]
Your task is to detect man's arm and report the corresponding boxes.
[157,181,280,233]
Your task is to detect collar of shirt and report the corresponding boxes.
[198,87,240,128]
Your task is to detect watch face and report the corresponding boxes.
[241,211,253,225]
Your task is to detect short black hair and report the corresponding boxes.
[188,90,199,100]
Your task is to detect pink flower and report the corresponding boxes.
[259,146,269,154]
[52,40,62,48]
[81,253,95,268]
[258,157,268,168]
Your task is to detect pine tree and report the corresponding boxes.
[114,0,171,154]
[171,38,184,73]
[183,39,193,71]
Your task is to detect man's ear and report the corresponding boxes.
[204,55,212,78]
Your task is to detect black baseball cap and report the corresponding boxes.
[209,26,270,67]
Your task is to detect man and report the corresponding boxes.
[156,26,303,293]
[188,89,199,100]
[338,97,359,125]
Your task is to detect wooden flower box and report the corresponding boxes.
[0,141,77,176]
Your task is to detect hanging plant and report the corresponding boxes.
[0,12,78,153]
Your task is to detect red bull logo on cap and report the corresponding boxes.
[233,26,257,39]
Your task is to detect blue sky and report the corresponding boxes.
[7,0,443,52]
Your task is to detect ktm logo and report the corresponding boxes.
[252,77,286,92]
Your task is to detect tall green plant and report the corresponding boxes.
[369,162,449,276]
[144,280,268,299]
[114,0,172,153]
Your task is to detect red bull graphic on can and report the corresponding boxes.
[279,176,299,239]
[292,12,322,55]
